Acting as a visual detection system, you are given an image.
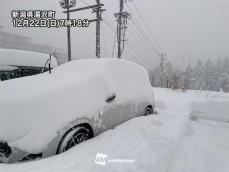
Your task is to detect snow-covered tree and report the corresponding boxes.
[151,57,229,92]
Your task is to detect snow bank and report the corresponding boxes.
[152,88,229,172]
[0,49,58,68]
[190,101,229,122]
[170,118,229,172]
[0,115,181,172]
[1,88,228,172]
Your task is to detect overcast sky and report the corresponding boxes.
[0,0,228,69]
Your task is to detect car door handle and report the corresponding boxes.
[106,94,116,103]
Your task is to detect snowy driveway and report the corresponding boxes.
[170,118,229,172]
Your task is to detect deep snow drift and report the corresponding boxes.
[0,59,154,154]
[0,88,229,172]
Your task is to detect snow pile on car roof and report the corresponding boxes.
[0,58,153,153]
[0,49,58,68]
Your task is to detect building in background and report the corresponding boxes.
[0,26,67,65]
[0,49,58,81]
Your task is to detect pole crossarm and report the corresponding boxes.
[61,1,105,59]
[63,4,104,13]
[89,19,99,23]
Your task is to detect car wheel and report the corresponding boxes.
[57,125,93,154]
[144,106,153,116]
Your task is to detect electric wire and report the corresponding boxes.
[78,0,156,68]
[103,15,155,61]
[101,25,107,58]
[132,1,165,53]
[124,1,161,56]
[103,19,154,68]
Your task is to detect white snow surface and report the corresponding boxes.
[0,59,154,153]
[1,88,229,172]
[0,49,58,68]
[0,66,18,71]
[190,101,229,122]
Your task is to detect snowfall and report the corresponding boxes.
[0,88,229,172]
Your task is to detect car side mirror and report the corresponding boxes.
[106,93,116,103]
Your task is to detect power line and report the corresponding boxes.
[102,19,154,68]
[125,1,161,56]
[126,43,154,69]
[111,31,117,58]
[101,25,107,58]
[124,50,152,69]
[127,35,157,61]
[101,4,156,68]
[101,19,116,58]
[102,7,156,62]
[63,0,104,59]
[102,13,117,58]
[103,15,155,62]
[128,21,160,57]
[103,18,116,32]
[79,0,90,6]
[104,10,158,60]
[128,24,158,58]
[132,1,164,53]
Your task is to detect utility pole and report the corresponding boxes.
[159,53,167,87]
[94,0,105,58]
[59,0,76,62]
[117,0,123,59]
[61,1,104,59]
[66,0,72,62]
[115,0,130,59]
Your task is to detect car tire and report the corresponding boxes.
[57,125,93,154]
[144,106,153,116]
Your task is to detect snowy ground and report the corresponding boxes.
[0,88,229,172]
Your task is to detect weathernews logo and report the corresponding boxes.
[94,153,135,166]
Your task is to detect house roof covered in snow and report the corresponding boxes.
[0,49,58,69]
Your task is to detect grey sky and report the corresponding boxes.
[0,0,228,69]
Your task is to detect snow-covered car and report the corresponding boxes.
[0,59,155,163]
